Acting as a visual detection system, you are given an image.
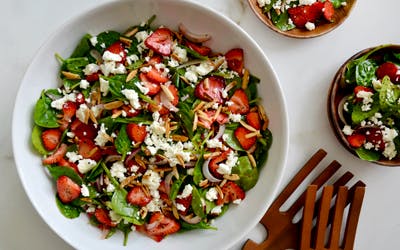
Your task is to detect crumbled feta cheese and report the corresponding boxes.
[207,138,223,149]
[121,89,141,109]
[177,184,193,199]
[76,104,89,123]
[206,187,218,201]
[257,0,271,7]
[95,123,110,147]
[106,183,115,193]
[195,61,214,76]
[110,161,127,182]
[50,93,77,110]
[79,79,90,89]
[77,159,97,174]
[299,0,316,5]
[135,30,149,42]
[142,170,161,191]
[184,69,198,83]
[229,113,242,122]
[135,81,150,95]
[81,184,90,197]
[342,125,353,136]
[211,205,223,215]
[172,44,188,63]
[176,203,186,211]
[109,210,122,224]
[217,151,238,175]
[66,151,83,163]
[126,54,139,65]
[382,127,398,142]
[233,199,242,204]
[305,22,316,31]
[83,63,100,76]
[89,36,98,46]
[99,78,110,96]
[103,50,122,62]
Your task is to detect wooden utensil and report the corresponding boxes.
[242,149,365,250]
[247,0,357,39]
[300,184,365,250]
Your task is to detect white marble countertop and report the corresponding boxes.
[2,0,400,249]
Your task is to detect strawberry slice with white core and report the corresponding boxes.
[144,27,174,56]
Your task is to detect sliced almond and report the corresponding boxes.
[203,152,220,159]
[176,154,186,166]
[119,36,132,47]
[212,57,225,70]
[171,134,189,142]
[225,80,237,93]
[124,27,139,37]
[126,69,138,82]
[203,77,210,90]
[193,101,206,112]
[219,178,227,188]
[111,109,122,119]
[223,174,240,181]
[104,100,124,110]
[241,68,250,89]
[193,113,198,131]
[160,84,174,102]
[215,184,224,198]
[199,179,209,188]
[61,71,81,80]
[245,130,261,139]
[239,120,258,132]
[120,175,138,188]
[247,152,257,168]
[172,204,180,220]
[213,105,222,120]
[88,109,98,124]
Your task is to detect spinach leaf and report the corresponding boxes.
[70,34,92,58]
[94,31,121,53]
[117,222,133,246]
[254,128,273,167]
[330,0,348,8]
[84,161,104,183]
[169,175,186,200]
[111,188,143,225]
[34,92,59,128]
[232,156,259,191]
[115,124,132,159]
[177,101,195,138]
[193,155,204,186]
[31,125,48,155]
[355,59,377,86]
[351,95,380,124]
[47,166,83,185]
[191,185,206,218]
[270,10,295,31]
[61,57,89,75]
[223,127,244,151]
[180,221,216,231]
[355,147,380,161]
[105,75,127,98]
[55,195,81,218]
[379,76,400,116]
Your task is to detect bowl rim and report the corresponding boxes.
[12,0,289,249]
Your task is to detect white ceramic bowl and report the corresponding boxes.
[12,0,288,249]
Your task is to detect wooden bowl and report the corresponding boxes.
[247,0,357,39]
[327,44,400,166]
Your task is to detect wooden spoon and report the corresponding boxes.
[327,44,400,166]
[247,0,357,39]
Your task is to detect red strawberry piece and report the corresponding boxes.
[376,62,398,82]
[125,158,147,175]
[126,123,147,144]
[121,105,141,117]
[94,208,117,227]
[346,134,366,148]
[194,76,226,104]
[322,0,335,22]
[75,92,86,105]
[58,158,81,175]
[145,212,181,241]
[246,112,261,130]
[175,194,193,215]
[234,126,257,150]
[288,2,324,28]
[147,55,163,65]
[216,181,245,205]
[145,27,174,56]
[126,186,152,207]
[146,67,169,84]
[209,150,231,179]
[354,86,374,102]
[363,127,385,151]
[225,48,244,75]
[228,89,250,114]
[139,72,161,96]
[85,72,99,82]
[183,40,211,56]
[71,120,97,140]
[41,128,62,151]
[42,143,68,165]
[59,101,77,131]
[56,175,81,203]
[78,138,102,161]
[106,41,126,63]
[149,84,179,115]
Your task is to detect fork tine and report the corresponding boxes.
[343,186,365,250]
[300,185,318,250]
[270,149,327,211]
[328,186,348,249]
[287,160,341,215]
[314,186,334,250]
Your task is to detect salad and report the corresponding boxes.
[339,45,400,162]
[31,16,272,244]
[256,0,347,31]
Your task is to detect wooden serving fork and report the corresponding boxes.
[242,149,365,250]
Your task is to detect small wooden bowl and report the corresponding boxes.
[247,0,357,39]
[327,44,400,166]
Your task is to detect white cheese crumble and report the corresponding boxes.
[229,113,242,122]
[50,93,77,110]
[77,159,97,174]
[110,161,127,182]
[206,138,223,149]
[217,151,238,175]
[177,184,193,199]
[95,123,110,147]
[305,22,316,31]
[356,90,374,112]
[142,170,161,191]
[211,205,223,215]
[99,78,110,96]
[66,151,83,163]
[102,51,122,62]
[299,0,316,5]
[76,104,89,123]
[83,63,100,75]
[342,125,354,136]
[206,187,218,201]
[79,79,90,89]
[121,89,141,109]
[89,36,98,46]
[81,184,90,197]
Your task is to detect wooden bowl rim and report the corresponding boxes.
[247,0,357,39]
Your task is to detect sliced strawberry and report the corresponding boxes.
[234,126,257,150]
[216,181,245,205]
[126,186,152,207]
[322,0,335,22]
[175,194,193,215]
[59,101,77,131]
[41,128,62,151]
[144,27,174,56]
[78,138,102,161]
[183,40,211,56]
[75,92,86,105]
[147,55,163,65]
[376,62,398,82]
[126,123,147,144]
[288,2,324,28]
[58,158,80,175]
[56,175,81,203]
[145,212,181,241]
[346,134,366,148]
[246,112,261,130]
[225,48,244,75]
[146,67,169,84]
[42,143,68,165]
[85,72,99,82]
[94,208,117,227]
[194,76,226,104]
[139,72,161,96]
[105,41,126,63]
[363,127,385,151]
[149,84,179,115]
[209,150,231,179]
[71,120,97,141]
[121,105,141,117]
[228,89,250,114]
[354,86,374,102]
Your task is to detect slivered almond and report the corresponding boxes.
[193,101,206,112]
[172,204,180,219]
[257,104,268,122]
[203,77,210,90]
[245,131,261,139]
[160,84,174,101]
[241,69,250,89]
[223,174,240,181]
[225,80,237,93]
[193,113,198,131]
[197,110,212,122]
[176,154,185,166]
[61,71,81,80]
[165,117,171,138]
[219,178,227,188]
[212,57,225,70]
[83,108,90,124]
[120,175,138,188]
[247,152,257,168]
[215,184,224,198]
[80,197,93,203]
[204,152,220,159]
[104,100,124,110]
[141,185,151,198]
[124,27,139,37]
[111,110,122,118]
[199,179,209,188]
[169,125,178,131]
[213,105,222,120]
[203,101,216,110]
[88,109,98,124]
[172,166,179,179]
[126,69,138,82]
[119,36,132,47]
[239,120,258,132]
[153,167,174,172]
[171,134,189,142]
[139,207,148,219]
[179,76,190,85]
[135,155,147,170]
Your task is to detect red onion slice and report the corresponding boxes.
[164,171,174,195]
[202,159,221,182]
[179,214,202,224]
[213,124,226,140]
[179,23,211,43]
[160,90,179,112]
[338,95,351,125]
